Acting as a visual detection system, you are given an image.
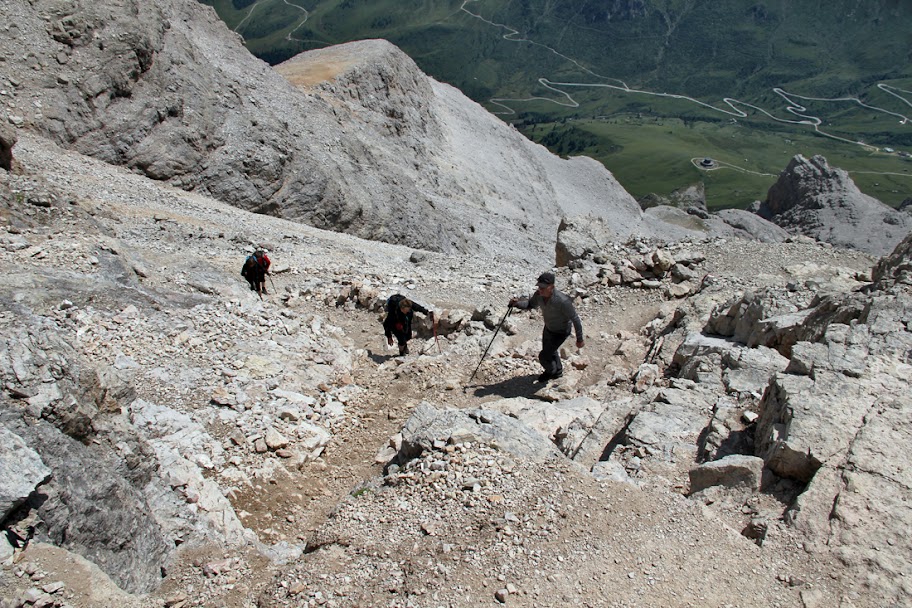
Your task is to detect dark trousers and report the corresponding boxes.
[392,331,410,354]
[246,270,266,292]
[539,328,570,376]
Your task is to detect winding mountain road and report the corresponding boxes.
[459,0,911,156]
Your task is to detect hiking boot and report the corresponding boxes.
[399,344,409,356]
[536,370,562,383]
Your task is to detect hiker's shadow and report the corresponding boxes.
[367,349,395,364]
[470,374,539,399]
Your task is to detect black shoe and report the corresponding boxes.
[552,370,563,379]
[536,372,551,383]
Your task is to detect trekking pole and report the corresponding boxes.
[268,273,277,294]
[467,305,512,385]
[433,315,441,354]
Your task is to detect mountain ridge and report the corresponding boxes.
[1,0,711,262]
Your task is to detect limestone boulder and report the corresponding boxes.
[396,402,563,464]
[483,396,605,455]
[689,454,764,494]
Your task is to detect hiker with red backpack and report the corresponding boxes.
[383,294,435,356]
[241,249,271,295]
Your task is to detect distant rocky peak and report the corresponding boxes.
[761,154,853,217]
[276,39,441,142]
[754,154,911,256]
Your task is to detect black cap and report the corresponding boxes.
[536,272,555,286]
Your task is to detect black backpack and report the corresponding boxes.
[386,294,405,315]
[242,254,265,277]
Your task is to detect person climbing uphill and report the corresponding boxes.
[383,294,435,356]
[509,271,584,382]
[241,249,271,295]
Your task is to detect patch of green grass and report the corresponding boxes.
[351,485,373,498]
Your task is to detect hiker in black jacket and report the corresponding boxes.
[241,250,271,295]
[383,295,435,356]
[509,272,584,382]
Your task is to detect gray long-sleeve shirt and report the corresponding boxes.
[515,289,583,340]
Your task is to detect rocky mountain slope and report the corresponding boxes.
[2,127,909,608]
[2,1,912,607]
[0,0,749,265]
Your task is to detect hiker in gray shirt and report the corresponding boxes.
[509,272,584,382]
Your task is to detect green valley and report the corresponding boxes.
[200,0,912,208]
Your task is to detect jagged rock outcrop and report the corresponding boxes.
[0,322,171,593]
[667,235,912,604]
[0,123,15,171]
[0,424,51,521]
[755,154,911,255]
[872,231,912,287]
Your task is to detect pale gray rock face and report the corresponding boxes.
[8,415,172,594]
[713,209,789,244]
[0,322,170,593]
[755,155,911,255]
[0,423,51,520]
[623,388,710,461]
[483,395,605,456]
[671,249,912,603]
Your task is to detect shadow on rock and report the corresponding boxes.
[470,374,539,399]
